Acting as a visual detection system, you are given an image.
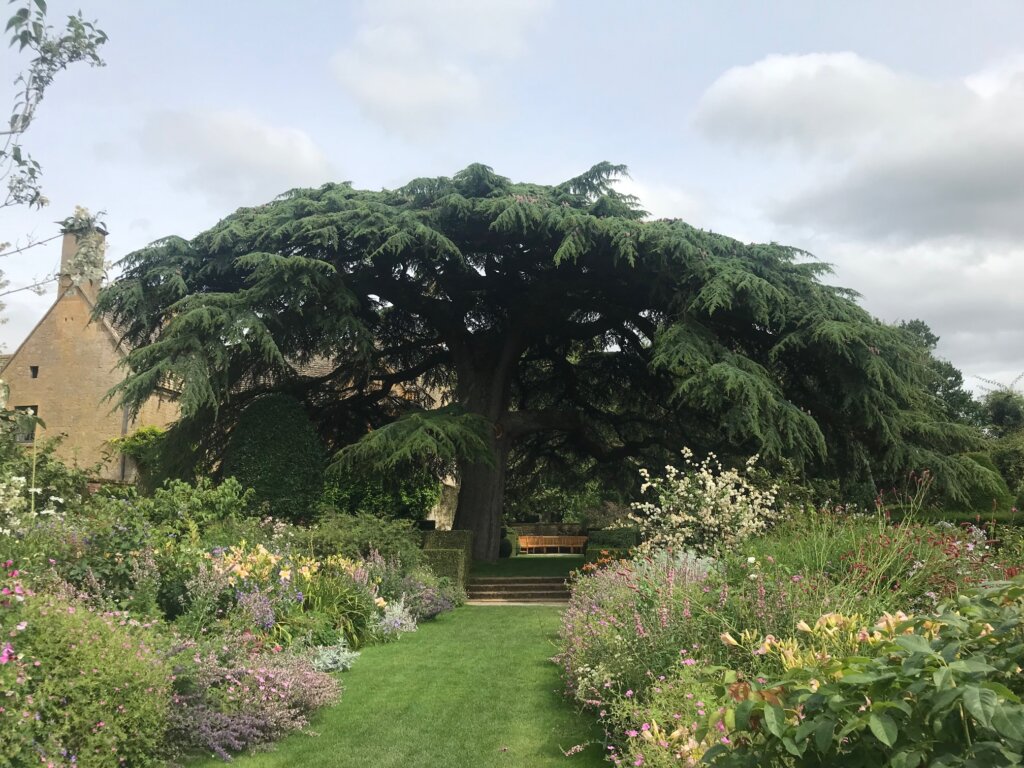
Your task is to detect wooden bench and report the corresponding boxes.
[518,535,588,554]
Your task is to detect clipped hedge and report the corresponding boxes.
[422,530,473,586]
[585,545,631,563]
[506,527,520,557]
[221,394,326,521]
[587,527,640,549]
[421,548,468,587]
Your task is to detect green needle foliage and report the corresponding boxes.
[96,163,985,560]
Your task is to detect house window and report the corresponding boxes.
[29,366,38,378]
[13,405,38,444]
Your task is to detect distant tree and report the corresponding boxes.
[979,375,1024,438]
[897,319,985,426]
[97,164,985,560]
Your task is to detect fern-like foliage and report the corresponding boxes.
[93,162,986,505]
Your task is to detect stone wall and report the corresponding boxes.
[1,286,178,481]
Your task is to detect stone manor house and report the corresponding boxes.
[0,225,178,481]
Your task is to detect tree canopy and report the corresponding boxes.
[97,163,985,559]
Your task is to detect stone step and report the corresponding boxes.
[467,598,569,605]
[466,589,569,601]
[469,576,569,586]
[467,582,569,592]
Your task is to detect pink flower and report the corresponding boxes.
[0,643,13,664]
[625,689,634,698]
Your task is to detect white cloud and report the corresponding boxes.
[613,176,710,227]
[822,237,1024,388]
[140,110,335,207]
[694,53,1024,242]
[331,0,549,136]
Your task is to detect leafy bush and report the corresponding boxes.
[311,639,360,672]
[110,425,169,493]
[399,567,464,620]
[706,579,1024,768]
[167,635,340,761]
[302,567,378,647]
[373,598,417,641]
[324,462,441,520]
[556,550,717,707]
[420,547,468,587]
[221,394,326,522]
[1,564,171,767]
[140,477,255,533]
[584,544,630,563]
[307,512,422,566]
[629,449,780,555]
[587,526,640,548]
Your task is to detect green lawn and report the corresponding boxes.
[472,554,585,578]
[190,606,606,768]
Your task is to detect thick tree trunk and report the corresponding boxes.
[453,443,508,562]
[448,330,521,562]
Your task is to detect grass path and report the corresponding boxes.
[192,606,606,768]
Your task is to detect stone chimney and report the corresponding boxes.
[59,217,107,303]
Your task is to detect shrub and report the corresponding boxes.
[308,512,422,566]
[167,636,340,761]
[421,547,468,587]
[0,564,171,767]
[556,550,717,708]
[505,527,520,556]
[324,462,441,520]
[584,544,630,563]
[399,567,464,620]
[140,477,255,533]
[372,598,417,641]
[302,567,377,647]
[629,449,779,556]
[311,639,360,672]
[422,529,472,583]
[706,579,1024,768]
[221,394,326,522]
[110,425,169,493]
[587,527,640,548]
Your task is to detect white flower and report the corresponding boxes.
[748,573,758,580]
[48,496,64,504]
[28,488,42,495]
[747,556,756,564]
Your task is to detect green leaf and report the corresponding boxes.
[794,718,818,743]
[895,634,935,655]
[781,736,804,757]
[933,667,953,690]
[814,718,836,752]
[963,686,999,729]
[992,705,1024,742]
[869,712,898,747]
[763,704,787,738]
[734,700,754,731]
[949,658,997,674]
[979,681,1020,703]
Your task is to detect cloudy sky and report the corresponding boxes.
[2,0,1022,391]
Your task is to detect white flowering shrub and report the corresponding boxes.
[629,448,779,556]
[0,475,61,537]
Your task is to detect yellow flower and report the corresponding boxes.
[375,597,387,608]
